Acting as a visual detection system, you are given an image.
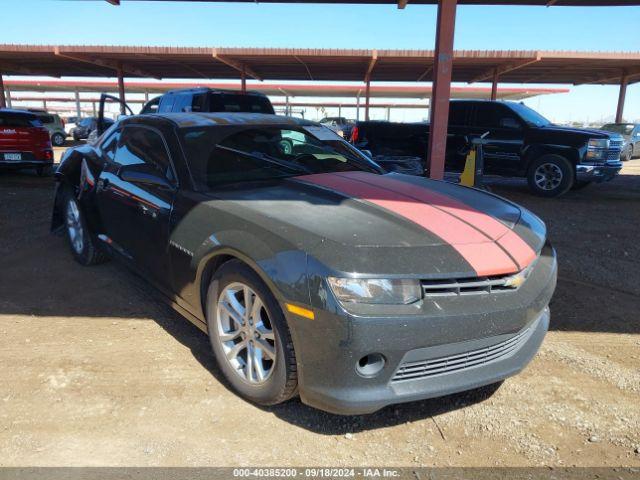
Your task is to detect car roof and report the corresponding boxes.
[0,108,38,118]
[163,87,268,98]
[143,112,318,128]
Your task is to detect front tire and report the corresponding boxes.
[52,132,66,147]
[61,187,108,266]
[527,155,574,198]
[622,145,633,162]
[206,260,298,406]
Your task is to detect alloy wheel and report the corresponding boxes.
[65,199,84,254]
[216,282,276,384]
[534,162,563,191]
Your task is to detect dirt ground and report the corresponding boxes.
[0,147,638,467]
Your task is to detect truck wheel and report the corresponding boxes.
[52,132,66,147]
[61,186,109,266]
[527,155,574,198]
[206,260,298,407]
[622,145,633,162]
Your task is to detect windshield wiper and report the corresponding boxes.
[215,144,312,174]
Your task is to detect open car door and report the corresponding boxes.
[96,93,134,137]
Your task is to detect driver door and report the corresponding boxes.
[95,125,177,287]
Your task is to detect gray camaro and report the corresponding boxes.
[52,112,557,415]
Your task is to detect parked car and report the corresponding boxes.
[140,87,275,115]
[0,109,54,176]
[71,117,114,141]
[52,110,556,415]
[64,116,81,136]
[21,109,67,147]
[319,116,355,138]
[351,100,624,197]
[599,123,640,161]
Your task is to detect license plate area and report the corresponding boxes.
[3,153,22,162]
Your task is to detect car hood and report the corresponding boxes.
[541,124,620,139]
[205,172,545,277]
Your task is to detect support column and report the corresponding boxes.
[285,95,290,116]
[5,87,11,108]
[240,67,246,94]
[43,99,47,110]
[144,90,149,103]
[75,89,81,119]
[356,94,360,121]
[0,73,6,108]
[427,0,457,180]
[117,63,126,115]
[364,80,371,121]
[616,74,629,123]
[491,67,499,101]
[338,104,342,118]
[92,102,97,117]
[386,106,391,121]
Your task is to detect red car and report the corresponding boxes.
[0,109,54,176]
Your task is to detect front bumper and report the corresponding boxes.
[288,246,557,415]
[576,162,622,183]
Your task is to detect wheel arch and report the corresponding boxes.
[195,247,296,325]
[523,144,579,175]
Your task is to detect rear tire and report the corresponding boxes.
[527,155,574,198]
[206,260,298,407]
[52,132,66,147]
[621,145,633,162]
[61,186,108,266]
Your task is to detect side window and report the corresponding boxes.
[100,128,120,162]
[448,103,469,127]
[37,114,54,125]
[114,126,174,182]
[475,104,520,129]
[191,93,206,112]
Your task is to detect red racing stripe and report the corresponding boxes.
[297,172,520,276]
[335,171,537,270]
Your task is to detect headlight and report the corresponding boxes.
[327,277,422,305]
[585,138,609,161]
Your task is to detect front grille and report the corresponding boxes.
[607,139,623,162]
[391,328,531,382]
[421,274,517,297]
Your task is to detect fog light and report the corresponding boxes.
[356,353,386,377]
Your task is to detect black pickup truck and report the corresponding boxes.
[351,100,624,197]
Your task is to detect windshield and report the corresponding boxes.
[600,123,634,135]
[507,102,551,127]
[180,125,382,189]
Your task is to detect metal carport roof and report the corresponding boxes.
[1,45,639,85]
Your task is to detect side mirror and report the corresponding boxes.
[499,117,521,129]
[118,163,173,189]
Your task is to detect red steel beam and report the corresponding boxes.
[427,0,457,180]
[364,79,371,121]
[0,73,6,108]
[490,67,499,100]
[616,74,629,123]
[117,63,126,115]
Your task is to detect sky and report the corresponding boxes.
[2,0,640,123]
